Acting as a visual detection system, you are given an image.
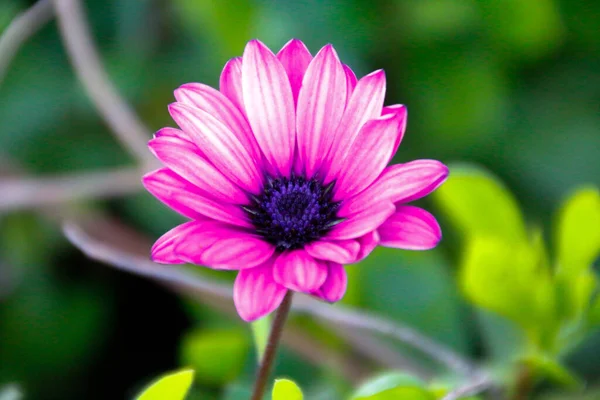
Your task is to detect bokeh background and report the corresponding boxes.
[1,0,599,399]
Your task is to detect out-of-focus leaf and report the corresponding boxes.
[460,237,555,344]
[135,370,194,400]
[432,164,527,243]
[272,379,303,400]
[555,187,600,276]
[477,0,564,60]
[0,279,110,387]
[351,373,434,400]
[522,354,583,389]
[180,327,250,385]
[173,0,254,60]
[589,297,600,327]
[251,315,271,362]
[359,247,467,352]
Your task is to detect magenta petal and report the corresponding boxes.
[242,40,295,176]
[344,65,357,99]
[169,103,262,194]
[304,239,360,264]
[312,263,347,303]
[151,221,199,264]
[174,83,261,161]
[155,127,193,143]
[356,230,380,262]
[143,169,253,228]
[219,57,245,113]
[323,69,386,181]
[328,202,395,240]
[277,39,313,106]
[234,264,287,322]
[296,44,347,177]
[380,104,408,161]
[174,221,275,269]
[334,113,401,201]
[339,160,449,217]
[148,136,247,204]
[379,206,442,250]
[273,250,328,292]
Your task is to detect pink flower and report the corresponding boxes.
[143,39,448,321]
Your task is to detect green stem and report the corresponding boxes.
[250,291,294,400]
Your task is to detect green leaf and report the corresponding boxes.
[556,187,600,276]
[522,354,583,389]
[351,373,435,400]
[460,237,555,344]
[432,164,527,243]
[251,315,271,362]
[272,379,303,400]
[476,0,564,60]
[136,370,194,400]
[589,296,600,326]
[180,328,250,385]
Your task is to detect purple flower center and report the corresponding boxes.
[244,176,341,251]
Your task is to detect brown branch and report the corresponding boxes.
[0,167,142,212]
[52,0,154,165]
[0,0,53,85]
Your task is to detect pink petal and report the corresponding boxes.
[169,103,262,194]
[219,57,245,113]
[323,69,386,181]
[242,39,295,176]
[355,230,380,262]
[344,65,357,98]
[304,239,360,264]
[381,104,408,161]
[273,250,328,292]
[296,44,347,177]
[328,202,395,240]
[277,39,313,106]
[334,113,401,201]
[174,221,275,269]
[148,135,247,204]
[155,127,193,143]
[378,206,442,250]
[234,264,287,322]
[339,160,449,217]
[311,263,347,303]
[174,83,261,161]
[142,168,253,228]
[151,221,199,264]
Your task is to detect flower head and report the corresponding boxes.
[143,39,448,321]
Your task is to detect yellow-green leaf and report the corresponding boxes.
[589,296,600,327]
[460,237,555,342]
[136,370,194,400]
[522,354,583,389]
[180,328,250,385]
[272,379,303,400]
[556,187,600,276]
[351,373,434,400]
[432,164,527,243]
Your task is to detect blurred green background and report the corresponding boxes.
[1,0,599,399]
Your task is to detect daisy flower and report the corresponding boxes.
[143,39,448,321]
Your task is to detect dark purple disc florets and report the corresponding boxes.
[244,175,342,251]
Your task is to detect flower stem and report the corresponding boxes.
[250,291,294,400]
